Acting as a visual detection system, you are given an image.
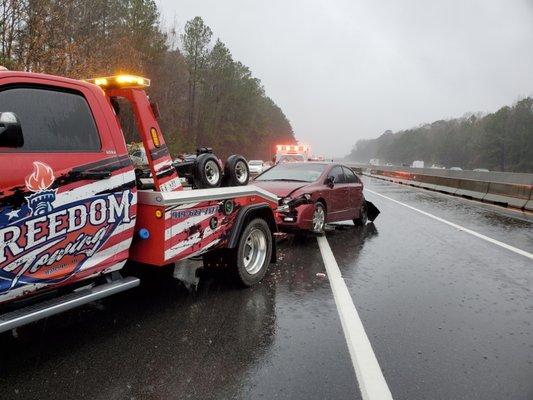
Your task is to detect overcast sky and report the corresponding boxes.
[159,0,533,157]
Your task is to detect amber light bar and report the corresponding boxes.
[84,74,150,89]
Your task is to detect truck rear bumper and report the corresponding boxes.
[0,276,139,333]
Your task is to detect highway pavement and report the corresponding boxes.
[0,177,531,400]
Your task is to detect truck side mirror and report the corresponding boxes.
[0,112,23,148]
[325,176,335,188]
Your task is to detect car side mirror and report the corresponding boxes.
[326,176,335,188]
[0,112,23,148]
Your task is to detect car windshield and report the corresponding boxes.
[255,163,326,182]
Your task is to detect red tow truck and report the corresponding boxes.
[0,72,278,332]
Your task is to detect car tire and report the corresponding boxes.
[194,153,222,189]
[353,200,368,226]
[311,202,326,234]
[234,218,272,286]
[224,155,249,186]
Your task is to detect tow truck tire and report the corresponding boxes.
[224,155,249,186]
[194,153,222,188]
[353,200,368,226]
[234,218,272,286]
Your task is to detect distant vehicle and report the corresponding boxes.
[275,144,310,163]
[369,158,380,166]
[430,164,445,169]
[249,160,264,174]
[473,168,489,172]
[450,167,463,171]
[411,160,425,168]
[253,162,379,233]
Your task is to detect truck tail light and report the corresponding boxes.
[150,127,160,148]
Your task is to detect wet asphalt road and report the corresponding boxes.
[0,177,532,400]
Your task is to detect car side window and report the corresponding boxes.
[329,166,346,183]
[343,166,360,183]
[0,86,101,152]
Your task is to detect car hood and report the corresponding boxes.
[252,180,309,198]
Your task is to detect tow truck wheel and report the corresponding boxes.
[311,202,326,233]
[353,200,368,226]
[194,153,222,188]
[224,155,249,186]
[235,218,272,286]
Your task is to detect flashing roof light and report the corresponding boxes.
[276,144,310,153]
[84,74,150,89]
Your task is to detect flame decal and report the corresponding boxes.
[25,161,55,192]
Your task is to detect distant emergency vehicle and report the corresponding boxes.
[274,144,311,163]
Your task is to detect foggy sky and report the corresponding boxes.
[159,0,533,157]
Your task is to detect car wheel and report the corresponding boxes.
[224,155,250,186]
[194,153,222,188]
[311,202,326,233]
[353,200,368,226]
[235,218,272,286]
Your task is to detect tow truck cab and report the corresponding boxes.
[0,71,278,330]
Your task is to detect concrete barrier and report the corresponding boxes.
[455,179,489,200]
[482,182,532,209]
[526,190,533,212]
[351,163,533,211]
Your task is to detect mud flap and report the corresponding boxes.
[173,259,202,290]
[366,200,380,222]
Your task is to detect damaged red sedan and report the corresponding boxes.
[253,162,379,233]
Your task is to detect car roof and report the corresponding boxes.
[276,161,331,166]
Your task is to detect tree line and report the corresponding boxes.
[347,97,533,172]
[0,1,294,159]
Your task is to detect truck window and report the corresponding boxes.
[112,97,141,143]
[0,86,100,152]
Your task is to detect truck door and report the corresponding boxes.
[0,78,136,303]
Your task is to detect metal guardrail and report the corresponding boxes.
[347,163,533,211]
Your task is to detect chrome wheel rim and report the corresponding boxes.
[204,160,220,185]
[243,228,267,275]
[235,161,248,184]
[312,206,325,232]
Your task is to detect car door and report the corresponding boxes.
[325,165,347,222]
[343,166,363,218]
[0,78,135,303]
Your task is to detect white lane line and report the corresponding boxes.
[317,235,393,400]
[365,188,533,260]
